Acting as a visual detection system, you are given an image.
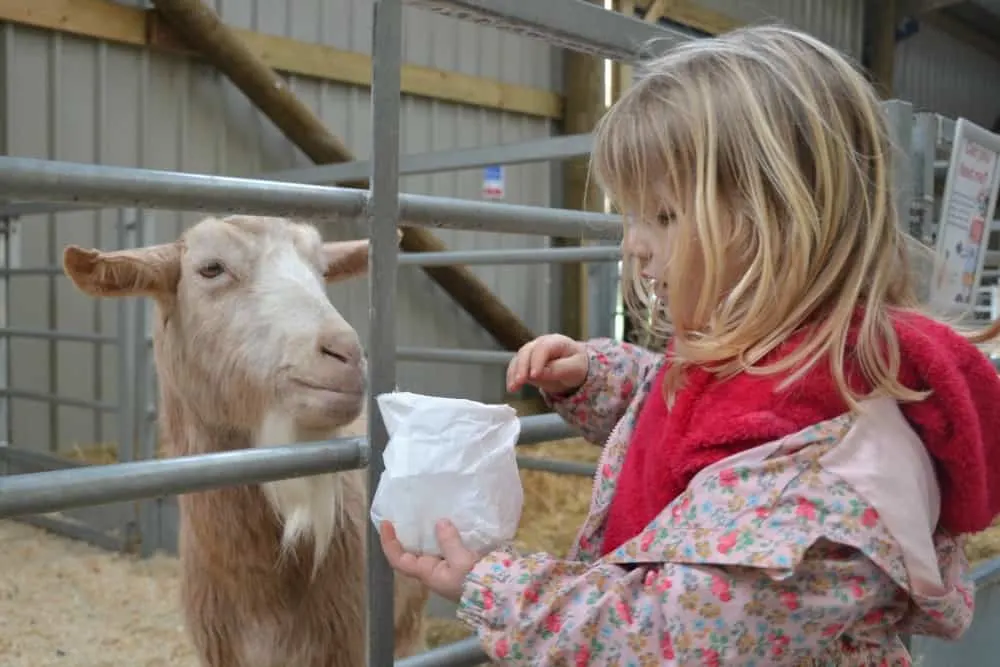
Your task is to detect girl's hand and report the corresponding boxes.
[506,333,588,395]
[380,519,481,603]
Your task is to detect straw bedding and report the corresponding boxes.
[0,437,598,664]
[4,436,1000,664]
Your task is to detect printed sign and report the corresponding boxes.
[482,165,505,200]
[929,119,1000,318]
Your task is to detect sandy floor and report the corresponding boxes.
[0,436,597,665]
[0,520,195,667]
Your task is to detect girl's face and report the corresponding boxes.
[621,213,679,301]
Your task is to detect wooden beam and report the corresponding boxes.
[633,0,740,35]
[923,10,1000,62]
[149,0,536,351]
[902,0,966,14]
[612,0,637,100]
[864,0,899,98]
[555,0,606,341]
[0,0,562,120]
[644,0,670,25]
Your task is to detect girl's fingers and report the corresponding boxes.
[434,519,477,571]
[529,338,563,379]
[381,521,447,582]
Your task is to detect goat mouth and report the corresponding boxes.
[288,378,363,397]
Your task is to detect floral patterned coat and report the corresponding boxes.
[456,338,975,666]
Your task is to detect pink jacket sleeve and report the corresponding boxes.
[456,545,902,666]
[542,338,663,445]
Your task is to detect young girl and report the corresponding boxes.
[380,25,1000,665]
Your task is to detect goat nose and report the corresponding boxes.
[318,331,361,365]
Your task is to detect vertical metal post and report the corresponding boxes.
[882,99,914,237]
[0,216,11,451]
[46,39,60,452]
[115,208,138,550]
[133,209,159,556]
[367,0,402,664]
[92,38,108,447]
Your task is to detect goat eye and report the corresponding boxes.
[197,262,225,279]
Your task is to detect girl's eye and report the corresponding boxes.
[657,212,676,225]
[197,262,226,279]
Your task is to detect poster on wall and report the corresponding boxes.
[482,165,505,200]
[929,118,1000,319]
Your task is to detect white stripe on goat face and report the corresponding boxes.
[255,241,336,335]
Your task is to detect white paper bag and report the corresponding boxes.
[370,391,524,557]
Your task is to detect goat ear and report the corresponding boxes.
[63,243,182,298]
[322,230,402,283]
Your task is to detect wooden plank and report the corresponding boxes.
[0,0,146,45]
[555,0,606,341]
[0,0,562,120]
[864,0,899,98]
[634,0,740,35]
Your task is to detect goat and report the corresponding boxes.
[63,215,428,667]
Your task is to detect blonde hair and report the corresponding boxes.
[592,24,1000,407]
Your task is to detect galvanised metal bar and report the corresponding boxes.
[0,327,116,344]
[367,0,404,664]
[0,156,623,240]
[394,637,486,667]
[0,201,92,218]
[0,438,369,518]
[0,438,370,520]
[0,245,622,276]
[403,0,692,61]
[272,133,596,185]
[517,414,576,444]
[398,245,621,267]
[0,131,597,220]
[0,266,64,275]
[516,456,597,477]
[396,347,513,366]
[0,388,117,413]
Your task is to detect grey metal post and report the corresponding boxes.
[883,100,914,239]
[0,217,11,454]
[133,209,160,556]
[116,208,136,466]
[115,208,139,551]
[368,0,403,664]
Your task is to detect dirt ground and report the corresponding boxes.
[0,438,598,666]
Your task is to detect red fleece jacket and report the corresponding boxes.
[600,311,1000,557]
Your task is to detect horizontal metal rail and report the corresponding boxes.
[0,247,621,280]
[396,347,513,365]
[0,265,65,276]
[0,413,576,519]
[0,157,623,240]
[403,0,692,61]
[0,388,118,412]
[0,438,370,518]
[273,133,596,185]
[394,637,485,667]
[0,326,116,344]
[0,134,596,221]
[399,245,620,266]
[516,456,597,477]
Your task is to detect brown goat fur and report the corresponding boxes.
[63,215,428,667]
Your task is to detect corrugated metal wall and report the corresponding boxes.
[695,0,867,58]
[0,0,557,455]
[894,21,1000,129]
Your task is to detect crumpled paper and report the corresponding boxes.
[370,391,524,556]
